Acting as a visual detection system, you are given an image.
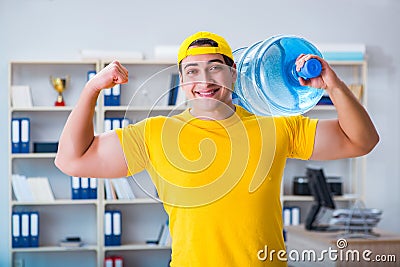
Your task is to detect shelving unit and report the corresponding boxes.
[8,58,368,266]
[7,59,181,267]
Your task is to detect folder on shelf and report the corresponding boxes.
[104,256,124,267]
[21,212,30,247]
[30,211,39,247]
[12,212,22,248]
[112,210,122,246]
[104,257,113,267]
[121,118,130,128]
[283,206,301,226]
[89,178,97,199]
[87,70,96,81]
[20,118,30,153]
[104,179,116,200]
[104,88,112,106]
[80,177,89,199]
[112,118,121,131]
[26,177,55,202]
[71,176,81,199]
[104,211,113,246]
[168,73,180,105]
[159,219,171,246]
[104,118,112,132]
[11,119,20,153]
[12,174,34,202]
[11,85,33,108]
[283,207,292,226]
[111,84,121,106]
[114,256,123,267]
[291,207,300,225]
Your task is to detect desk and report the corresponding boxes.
[285,225,400,266]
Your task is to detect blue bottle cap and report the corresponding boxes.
[298,58,322,79]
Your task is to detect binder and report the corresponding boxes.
[30,212,39,247]
[112,118,121,130]
[291,207,301,225]
[283,207,291,226]
[121,118,130,128]
[80,177,89,199]
[71,176,81,199]
[112,211,122,246]
[12,212,21,248]
[104,257,113,267]
[89,178,97,199]
[21,212,30,247]
[168,74,180,105]
[114,256,123,267]
[104,88,112,106]
[104,118,112,132]
[87,70,96,81]
[11,119,20,153]
[104,211,113,246]
[20,118,30,153]
[111,84,121,106]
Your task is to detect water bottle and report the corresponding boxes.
[233,35,324,116]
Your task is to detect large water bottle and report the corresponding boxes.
[233,35,324,116]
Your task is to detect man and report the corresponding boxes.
[55,31,379,266]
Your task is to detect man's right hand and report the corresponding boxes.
[87,60,129,92]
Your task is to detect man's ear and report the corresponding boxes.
[231,63,237,83]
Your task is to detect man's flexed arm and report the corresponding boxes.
[295,55,379,160]
[55,61,129,178]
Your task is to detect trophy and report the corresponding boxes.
[50,76,70,106]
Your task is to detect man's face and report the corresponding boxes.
[180,53,236,112]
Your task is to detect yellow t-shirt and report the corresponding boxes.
[115,105,318,267]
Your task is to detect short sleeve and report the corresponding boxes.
[115,119,149,176]
[284,116,318,160]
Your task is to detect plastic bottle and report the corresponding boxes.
[233,35,324,116]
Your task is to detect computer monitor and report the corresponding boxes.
[305,167,336,230]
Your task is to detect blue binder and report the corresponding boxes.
[21,212,30,247]
[104,88,112,106]
[111,84,121,106]
[11,119,20,153]
[12,212,22,248]
[20,118,30,153]
[89,178,97,199]
[112,210,122,246]
[104,211,113,246]
[30,211,39,247]
[80,177,89,199]
[71,176,81,199]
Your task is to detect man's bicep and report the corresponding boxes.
[309,119,355,160]
[79,131,128,178]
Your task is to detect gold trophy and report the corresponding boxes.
[50,76,70,106]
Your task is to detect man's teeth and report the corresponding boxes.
[196,89,218,96]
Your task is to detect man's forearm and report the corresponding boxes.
[55,84,100,166]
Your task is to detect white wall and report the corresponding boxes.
[1,0,399,265]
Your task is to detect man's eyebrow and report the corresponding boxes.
[183,59,225,70]
[183,62,199,70]
[208,59,224,64]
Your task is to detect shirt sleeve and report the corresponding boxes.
[115,119,149,176]
[285,115,318,160]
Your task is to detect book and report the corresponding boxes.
[12,174,34,201]
[11,85,33,108]
[26,177,55,201]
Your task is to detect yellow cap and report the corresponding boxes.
[177,31,233,64]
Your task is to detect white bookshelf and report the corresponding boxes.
[8,59,178,267]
